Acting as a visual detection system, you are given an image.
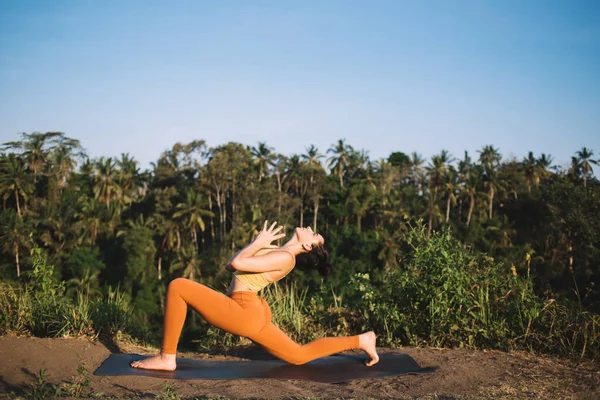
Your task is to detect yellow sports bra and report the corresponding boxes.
[233,252,294,292]
[233,270,273,292]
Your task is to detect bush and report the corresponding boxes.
[346,222,600,359]
[0,244,135,340]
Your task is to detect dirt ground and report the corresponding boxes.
[0,336,598,399]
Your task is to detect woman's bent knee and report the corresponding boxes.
[167,278,189,293]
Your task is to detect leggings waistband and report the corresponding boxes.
[229,291,261,300]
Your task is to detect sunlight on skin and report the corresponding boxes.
[360,331,379,367]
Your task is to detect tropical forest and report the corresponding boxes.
[1,131,599,361]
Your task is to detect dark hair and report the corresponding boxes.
[295,244,332,276]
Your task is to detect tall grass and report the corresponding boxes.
[0,245,134,339]
[263,282,310,340]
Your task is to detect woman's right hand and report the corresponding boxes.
[253,220,286,247]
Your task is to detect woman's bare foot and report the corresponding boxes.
[130,353,176,371]
[358,331,379,366]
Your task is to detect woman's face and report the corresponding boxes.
[294,226,324,248]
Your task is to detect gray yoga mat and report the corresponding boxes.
[94,352,435,383]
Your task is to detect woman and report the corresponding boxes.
[131,221,379,371]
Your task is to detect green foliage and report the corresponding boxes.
[14,365,94,400]
[263,282,310,341]
[1,133,600,362]
[0,244,134,340]
[121,225,157,288]
[60,364,92,398]
[23,369,62,400]
[155,384,182,400]
[347,223,600,359]
[64,247,105,298]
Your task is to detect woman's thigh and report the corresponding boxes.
[171,279,268,336]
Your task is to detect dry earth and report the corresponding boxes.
[0,337,598,399]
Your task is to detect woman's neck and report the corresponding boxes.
[280,240,304,256]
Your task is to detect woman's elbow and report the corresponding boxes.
[230,259,242,271]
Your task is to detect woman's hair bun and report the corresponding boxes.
[317,262,333,277]
[295,244,332,277]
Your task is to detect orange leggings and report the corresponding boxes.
[162,278,359,365]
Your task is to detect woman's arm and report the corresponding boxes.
[228,221,290,273]
[225,246,279,272]
[231,250,294,273]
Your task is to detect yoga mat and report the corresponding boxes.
[94,353,435,383]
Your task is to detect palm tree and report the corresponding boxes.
[523,152,537,193]
[152,214,182,281]
[2,132,61,182]
[377,229,402,271]
[0,210,30,277]
[327,139,352,188]
[272,153,288,216]
[93,157,122,208]
[478,145,502,219]
[50,136,84,189]
[116,153,139,205]
[373,159,396,207]
[170,244,202,281]
[74,196,102,246]
[352,179,377,232]
[575,147,598,187]
[425,150,454,233]
[286,155,310,227]
[173,189,214,249]
[523,152,554,193]
[67,267,102,297]
[0,154,34,218]
[459,161,482,227]
[569,156,582,181]
[251,142,275,182]
[410,152,426,193]
[536,153,553,182]
[302,144,324,168]
[444,167,458,223]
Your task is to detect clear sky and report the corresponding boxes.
[1,0,599,170]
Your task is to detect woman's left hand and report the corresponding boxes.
[253,220,286,247]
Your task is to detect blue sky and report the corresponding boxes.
[1,0,599,170]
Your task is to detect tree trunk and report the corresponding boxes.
[223,196,227,243]
[15,243,20,277]
[208,192,215,243]
[313,198,319,232]
[157,256,162,280]
[276,169,282,217]
[467,194,475,226]
[488,187,494,220]
[300,203,304,227]
[445,195,451,223]
[428,206,433,238]
[216,190,224,242]
[15,189,21,218]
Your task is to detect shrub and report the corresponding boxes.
[0,244,135,341]
[347,222,600,359]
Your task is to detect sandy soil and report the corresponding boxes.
[0,336,598,399]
